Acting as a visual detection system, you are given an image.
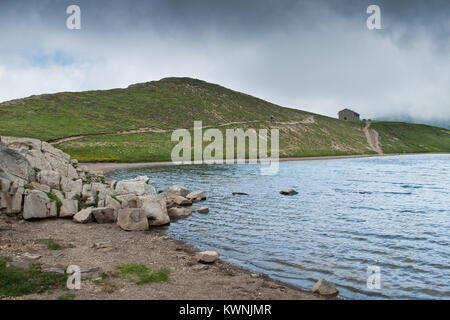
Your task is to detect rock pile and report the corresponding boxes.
[0,136,207,231]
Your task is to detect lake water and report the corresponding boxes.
[108,154,450,299]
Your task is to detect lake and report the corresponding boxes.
[108,154,450,299]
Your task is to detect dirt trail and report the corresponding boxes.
[363,121,383,155]
[48,118,314,145]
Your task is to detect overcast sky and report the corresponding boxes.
[0,0,449,122]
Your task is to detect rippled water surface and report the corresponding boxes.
[109,154,450,299]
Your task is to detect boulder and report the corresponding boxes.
[280,189,298,195]
[41,141,71,162]
[37,170,61,190]
[73,207,93,223]
[0,143,35,182]
[139,195,170,226]
[61,178,82,196]
[196,251,219,264]
[1,136,42,153]
[174,195,192,206]
[168,207,192,220]
[46,201,58,218]
[0,177,12,193]
[105,195,122,211]
[113,180,156,197]
[23,190,51,220]
[59,199,78,218]
[30,182,51,193]
[311,278,339,296]
[0,188,23,215]
[164,185,192,198]
[117,208,149,231]
[92,207,116,224]
[186,191,206,202]
[196,207,209,214]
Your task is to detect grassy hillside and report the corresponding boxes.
[371,122,450,154]
[0,77,449,162]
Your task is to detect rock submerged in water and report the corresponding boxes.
[196,207,209,214]
[311,278,339,296]
[280,189,298,195]
[186,191,206,202]
[196,251,219,264]
[168,207,192,219]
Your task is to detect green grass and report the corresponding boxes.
[38,238,61,250]
[57,292,75,300]
[0,257,67,297]
[371,122,450,154]
[115,263,170,285]
[1,77,449,161]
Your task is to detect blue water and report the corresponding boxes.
[109,154,450,299]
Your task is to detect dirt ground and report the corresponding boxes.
[0,215,325,300]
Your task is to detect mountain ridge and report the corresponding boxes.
[1,77,449,162]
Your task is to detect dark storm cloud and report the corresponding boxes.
[0,0,449,123]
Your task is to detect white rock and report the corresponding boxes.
[113,180,156,197]
[105,195,122,211]
[168,207,192,220]
[37,170,61,190]
[59,199,78,218]
[174,195,192,206]
[23,190,51,220]
[311,278,339,296]
[186,191,206,202]
[73,207,93,223]
[30,182,51,193]
[196,207,209,214]
[139,195,170,226]
[117,208,149,231]
[196,251,219,264]
[164,185,192,198]
[92,207,116,224]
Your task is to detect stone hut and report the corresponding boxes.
[338,109,360,121]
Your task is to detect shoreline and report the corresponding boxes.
[81,152,450,173]
[0,216,328,300]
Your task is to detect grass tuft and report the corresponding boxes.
[38,238,61,250]
[57,292,75,300]
[0,257,67,297]
[115,263,169,285]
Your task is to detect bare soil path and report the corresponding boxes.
[363,121,383,155]
[47,118,315,145]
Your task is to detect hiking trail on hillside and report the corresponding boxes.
[363,121,383,155]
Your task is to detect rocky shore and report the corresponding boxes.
[0,136,333,300]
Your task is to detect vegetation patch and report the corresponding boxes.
[57,292,75,300]
[111,195,122,205]
[38,238,61,250]
[46,192,62,216]
[115,263,170,285]
[0,257,67,297]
